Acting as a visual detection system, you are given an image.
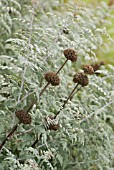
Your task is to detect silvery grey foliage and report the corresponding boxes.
[0,0,114,169]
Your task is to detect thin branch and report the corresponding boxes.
[54,83,79,119]
[69,86,82,101]
[17,90,35,104]
[0,122,20,151]
[31,133,42,148]
[26,99,36,113]
[17,66,27,103]
[17,7,35,104]
[80,100,114,124]
[56,59,68,74]
[39,82,50,97]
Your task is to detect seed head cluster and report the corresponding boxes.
[44,72,60,86]
[15,110,31,124]
[44,116,59,131]
[63,27,69,34]
[91,61,105,72]
[73,72,89,87]
[83,64,94,75]
[64,48,77,62]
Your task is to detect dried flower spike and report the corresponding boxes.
[83,64,94,75]
[63,27,69,34]
[16,110,31,124]
[44,72,60,86]
[44,116,59,131]
[64,48,77,62]
[100,61,105,66]
[108,0,114,6]
[73,72,89,87]
[91,63,100,72]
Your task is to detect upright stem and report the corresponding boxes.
[31,133,42,148]
[63,83,79,108]
[39,82,50,97]
[31,138,39,148]
[69,86,82,101]
[56,59,68,75]
[26,100,37,113]
[0,122,20,151]
[17,7,35,104]
[54,83,79,119]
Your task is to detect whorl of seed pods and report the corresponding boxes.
[91,61,105,72]
[15,110,31,124]
[83,64,94,75]
[44,116,59,131]
[73,72,89,87]
[44,72,60,86]
[63,27,69,34]
[100,61,105,66]
[91,63,100,72]
[64,48,77,62]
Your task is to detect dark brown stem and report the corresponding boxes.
[69,86,82,101]
[0,122,20,151]
[31,138,39,148]
[26,100,37,113]
[54,83,79,119]
[39,82,50,97]
[31,134,42,148]
[56,59,68,75]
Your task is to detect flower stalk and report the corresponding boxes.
[0,122,20,151]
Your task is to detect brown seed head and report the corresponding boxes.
[64,48,77,62]
[44,72,60,86]
[73,72,89,87]
[108,0,114,6]
[63,27,69,34]
[91,61,105,72]
[15,110,31,124]
[100,61,105,66]
[44,116,59,131]
[91,63,100,72]
[83,64,94,75]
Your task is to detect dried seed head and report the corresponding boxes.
[91,61,105,72]
[64,48,77,62]
[44,116,59,131]
[91,63,100,72]
[83,64,94,75]
[73,72,89,87]
[100,61,105,65]
[63,27,69,34]
[108,0,114,6]
[44,72,60,86]
[15,110,31,124]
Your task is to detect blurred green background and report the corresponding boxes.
[85,0,114,65]
[64,0,114,65]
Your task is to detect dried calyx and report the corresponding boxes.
[83,64,94,75]
[15,110,31,124]
[91,61,105,72]
[73,72,89,87]
[63,27,69,34]
[64,48,77,62]
[44,116,59,131]
[44,72,60,86]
